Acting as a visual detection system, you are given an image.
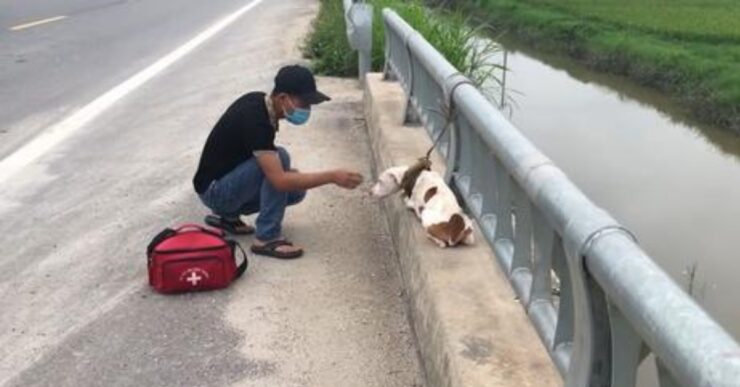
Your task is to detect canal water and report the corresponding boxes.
[486,39,740,380]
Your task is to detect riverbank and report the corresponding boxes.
[454,0,740,131]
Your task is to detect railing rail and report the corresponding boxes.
[381,8,740,387]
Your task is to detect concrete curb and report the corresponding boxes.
[363,73,562,387]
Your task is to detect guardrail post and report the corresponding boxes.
[563,249,612,387]
[609,304,647,386]
[558,210,631,386]
[344,0,373,81]
[382,23,395,81]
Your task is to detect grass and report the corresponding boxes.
[456,0,740,131]
[528,0,740,44]
[303,0,356,77]
[303,0,503,88]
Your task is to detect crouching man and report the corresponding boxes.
[193,65,363,259]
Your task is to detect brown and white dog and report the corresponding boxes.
[371,165,475,248]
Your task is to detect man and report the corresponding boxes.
[193,65,363,259]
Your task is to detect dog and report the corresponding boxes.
[371,165,475,248]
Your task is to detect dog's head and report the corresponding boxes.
[371,166,408,198]
[427,213,475,247]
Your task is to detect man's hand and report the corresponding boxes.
[332,170,364,189]
[257,152,364,191]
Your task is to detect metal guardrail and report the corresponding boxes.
[381,8,740,387]
[342,0,373,80]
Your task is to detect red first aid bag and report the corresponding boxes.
[146,224,248,293]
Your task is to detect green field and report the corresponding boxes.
[465,0,740,130]
[530,0,740,43]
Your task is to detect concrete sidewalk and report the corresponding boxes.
[226,76,422,387]
[0,1,422,386]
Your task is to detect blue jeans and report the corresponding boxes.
[199,147,306,240]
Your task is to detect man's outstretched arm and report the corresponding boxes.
[255,151,363,192]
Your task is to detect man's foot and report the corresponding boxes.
[205,215,255,235]
[251,238,304,259]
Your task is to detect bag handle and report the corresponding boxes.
[147,223,224,259]
[229,240,249,279]
[175,223,223,237]
[147,228,176,258]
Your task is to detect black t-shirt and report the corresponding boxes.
[193,92,276,194]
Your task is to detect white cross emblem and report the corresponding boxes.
[186,272,203,286]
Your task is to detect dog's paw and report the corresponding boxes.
[463,231,475,245]
[425,234,448,248]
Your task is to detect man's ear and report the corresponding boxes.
[273,93,291,115]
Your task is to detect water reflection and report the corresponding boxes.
[486,39,740,344]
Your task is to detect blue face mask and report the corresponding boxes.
[285,98,311,125]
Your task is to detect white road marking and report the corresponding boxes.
[9,15,67,31]
[0,0,265,184]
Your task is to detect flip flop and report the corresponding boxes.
[251,240,304,259]
[204,214,255,235]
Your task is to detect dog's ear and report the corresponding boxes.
[386,166,408,184]
[400,158,430,198]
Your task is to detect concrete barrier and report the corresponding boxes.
[363,73,562,387]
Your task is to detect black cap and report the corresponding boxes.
[273,65,331,105]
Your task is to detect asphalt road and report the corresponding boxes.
[0,1,423,386]
[0,0,249,159]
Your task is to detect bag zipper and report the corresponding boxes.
[155,244,228,254]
